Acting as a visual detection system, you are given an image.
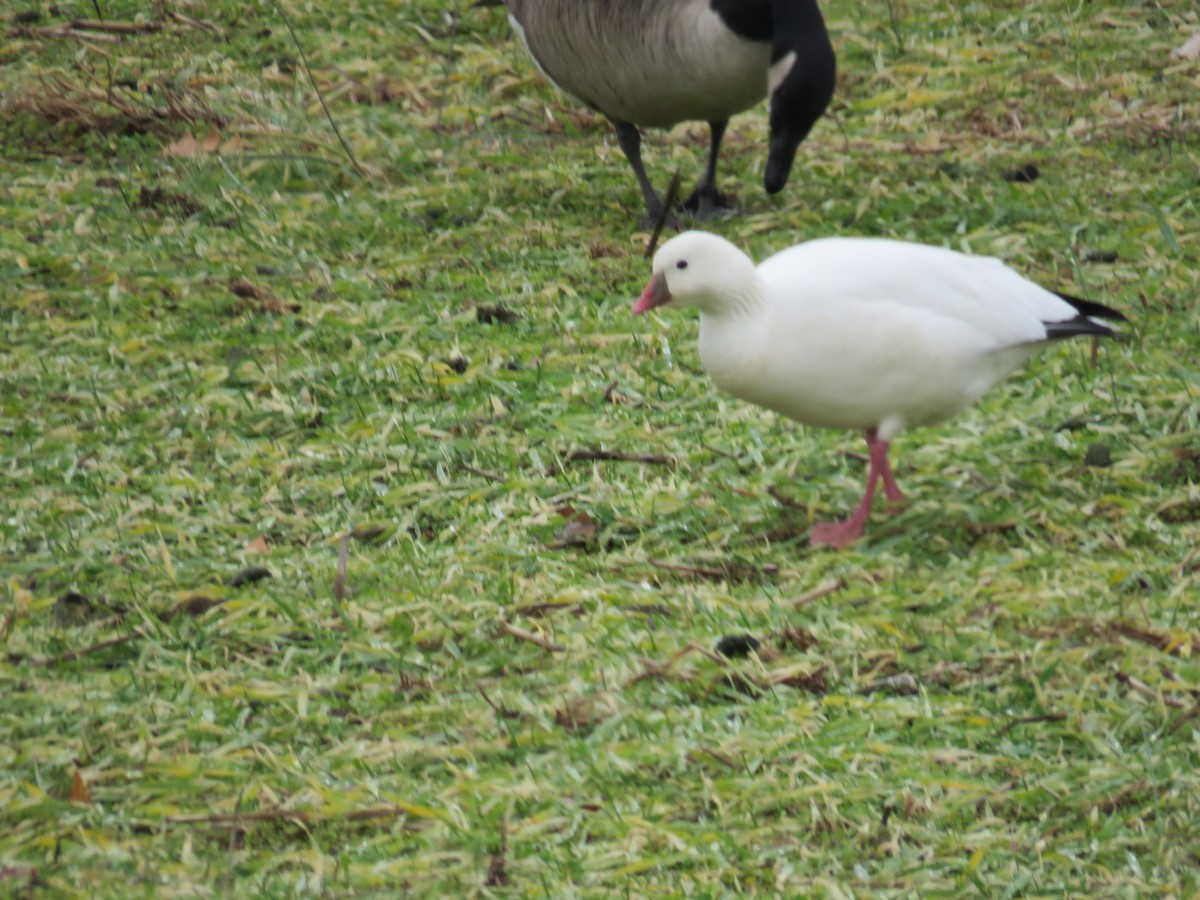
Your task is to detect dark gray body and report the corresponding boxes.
[506,0,769,128]
[497,0,836,218]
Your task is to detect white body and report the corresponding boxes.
[645,233,1111,442]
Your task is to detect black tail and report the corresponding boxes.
[1044,290,1128,340]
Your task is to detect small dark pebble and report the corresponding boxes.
[226,566,273,588]
[715,634,760,658]
[476,304,518,325]
[444,356,468,374]
[255,264,283,277]
[1001,162,1040,183]
[1079,248,1119,264]
[1085,442,1113,468]
[1054,415,1095,432]
[52,591,95,627]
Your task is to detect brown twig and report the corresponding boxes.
[477,682,525,721]
[497,621,563,653]
[789,578,845,608]
[1160,666,1200,694]
[32,24,124,42]
[1109,621,1191,656]
[1115,671,1187,709]
[626,644,702,685]
[692,746,740,771]
[461,463,503,482]
[699,440,737,460]
[28,630,145,667]
[649,559,779,582]
[169,10,221,33]
[163,806,428,827]
[767,485,808,511]
[562,448,673,466]
[62,19,163,34]
[1167,700,1200,736]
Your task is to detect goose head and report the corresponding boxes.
[633,231,758,317]
[763,1,837,194]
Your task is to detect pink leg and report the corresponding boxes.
[811,430,901,548]
[869,430,906,505]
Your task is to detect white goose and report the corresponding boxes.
[487,0,836,220]
[633,231,1126,547]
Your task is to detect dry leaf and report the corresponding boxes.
[165,127,224,158]
[200,127,221,153]
[165,133,202,158]
[245,535,269,554]
[550,512,597,548]
[229,278,299,314]
[1173,32,1200,59]
[70,771,91,804]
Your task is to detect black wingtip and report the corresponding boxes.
[1044,315,1122,341]
[1053,290,1128,323]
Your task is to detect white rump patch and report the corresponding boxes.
[768,51,797,96]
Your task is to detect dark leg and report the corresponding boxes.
[683,119,733,219]
[614,120,665,224]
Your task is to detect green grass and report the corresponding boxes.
[2,0,1199,895]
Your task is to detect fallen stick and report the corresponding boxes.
[497,621,563,653]
[164,806,427,827]
[170,11,221,33]
[562,448,674,466]
[66,19,163,33]
[789,578,845,608]
[29,630,144,667]
[37,26,124,42]
[766,485,807,511]
[650,559,779,581]
[1116,671,1187,709]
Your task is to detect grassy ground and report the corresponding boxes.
[2,0,1199,895]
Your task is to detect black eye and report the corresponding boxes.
[676,260,688,270]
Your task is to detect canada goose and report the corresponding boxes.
[634,231,1127,547]
[487,0,837,221]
